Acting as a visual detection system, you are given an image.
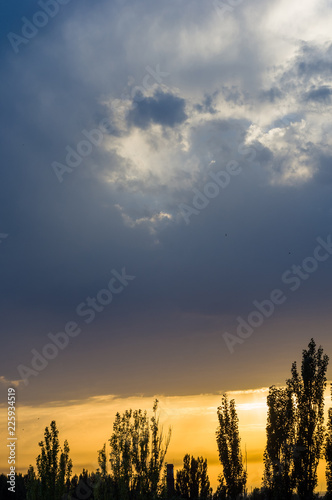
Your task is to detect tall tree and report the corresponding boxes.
[287,338,329,500]
[33,420,72,500]
[109,399,171,500]
[149,399,171,496]
[176,454,212,499]
[98,443,108,479]
[263,386,295,499]
[325,384,332,499]
[109,409,134,500]
[216,395,247,499]
[25,466,39,500]
[94,443,114,500]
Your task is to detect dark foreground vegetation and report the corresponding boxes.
[2,339,332,500]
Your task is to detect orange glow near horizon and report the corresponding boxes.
[0,388,330,493]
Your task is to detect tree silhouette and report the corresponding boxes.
[263,386,295,499]
[287,338,329,500]
[108,399,171,500]
[25,465,39,500]
[175,454,212,499]
[0,473,26,499]
[32,420,72,500]
[93,443,115,500]
[216,395,247,499]
[98,443,108,479]
[325,384,332,499]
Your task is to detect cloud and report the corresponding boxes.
[227,388,270,396]
[195,92,219,114]
[0,375,22,388]
[114,203,173,237]
[126,90,187,129]
[258,87,283,103]
[304,85,332,102]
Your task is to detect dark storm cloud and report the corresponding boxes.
[126,91,187,129]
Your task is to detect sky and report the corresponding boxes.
[1,0,332,491]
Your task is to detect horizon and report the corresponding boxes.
[1,380,332,492]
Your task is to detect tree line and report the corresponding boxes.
[2,338,332,499]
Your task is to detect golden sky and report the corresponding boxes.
[1,387,330,493]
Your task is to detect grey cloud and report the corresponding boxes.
[220,86,245,104]
[258,87,283,103]
[297,43,332,77]
[304,85,332,102]
[279,42,332,94]
[195,92,219,114]
[126,90,187,129]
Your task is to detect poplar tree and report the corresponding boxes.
[176,454,212,499]
[325,384,332,499]
[25,465,39,500]
[95,443,114,500]
[216,395,247,499]
[108,399,171,500]
[35,421,72,500]
[287,338,328,500]
[98,443,108,479]
[263,386,295,499]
